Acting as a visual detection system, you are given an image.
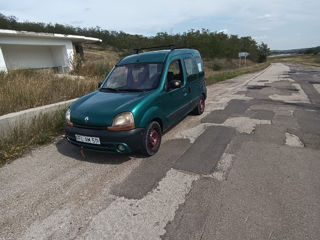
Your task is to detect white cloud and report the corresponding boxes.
[257,14,273,21]
[218,29,229,34]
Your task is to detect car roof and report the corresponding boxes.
[117,48,200,65]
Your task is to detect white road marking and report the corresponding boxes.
[78,169,199,240]
[285,133,304,147]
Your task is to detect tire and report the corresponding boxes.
[193,95,205,115]
[141,121,162,156]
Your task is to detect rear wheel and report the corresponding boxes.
[193,95,205,115]
[141,121,162,156]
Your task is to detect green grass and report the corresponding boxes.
[206,62,270,85]
[0,109,66,167]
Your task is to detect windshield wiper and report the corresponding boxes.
[100,87,119,92]
[118,89,147,92]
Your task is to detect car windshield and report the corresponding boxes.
[101,63,163,91]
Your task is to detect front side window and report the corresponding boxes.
[166,60,183,89]
[102,63,163,91]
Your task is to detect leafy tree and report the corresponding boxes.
[257,42,271,62]
[0,13,269,62]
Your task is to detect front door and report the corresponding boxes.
[162,58,191,127]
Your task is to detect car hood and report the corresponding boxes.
[70,90,150,126]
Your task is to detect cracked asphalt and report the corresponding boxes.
[0,63,319,240]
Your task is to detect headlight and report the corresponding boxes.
[108,112,135,131]
[66,108,71,121]
[65,108,73,126]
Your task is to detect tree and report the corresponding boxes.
[0,13,266,62]
[258,42,271,62]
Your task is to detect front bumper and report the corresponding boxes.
[65,125,145,153]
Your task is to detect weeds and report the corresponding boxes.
[269,54,320,67]
[206,62,270,85]
[0,69,100,116]
[74,61,111,77]
[0,109,66,166]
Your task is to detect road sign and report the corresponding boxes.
[238,52,250,58]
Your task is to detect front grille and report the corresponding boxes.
[73,124,107,130]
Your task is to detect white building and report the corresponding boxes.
[0,29,102,72]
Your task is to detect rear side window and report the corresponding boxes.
[184,57,198,81]
[195,56,204,77]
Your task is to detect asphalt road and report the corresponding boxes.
[1,63,319,240]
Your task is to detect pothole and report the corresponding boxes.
[247,85,269,90]
[308,81,320,84]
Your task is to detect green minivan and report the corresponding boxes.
[65,47,207,156]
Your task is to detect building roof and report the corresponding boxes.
[0,29,102,43]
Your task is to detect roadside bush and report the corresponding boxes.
[212,63,223,71]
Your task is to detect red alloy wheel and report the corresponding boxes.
[149,129,160,150]
[199,98,205,112]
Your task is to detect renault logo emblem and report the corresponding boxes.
[84,116,89,123]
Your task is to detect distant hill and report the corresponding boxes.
[271,46,320,54]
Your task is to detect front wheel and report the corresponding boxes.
[141,121,162,156]
[193,95,205,115]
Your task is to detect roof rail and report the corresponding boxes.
[134,44,174,54]
[133,45,196,54]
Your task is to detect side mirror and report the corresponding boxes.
[98,82,102,88]
[169,80,182,89]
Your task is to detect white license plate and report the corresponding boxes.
[75,134,101,145]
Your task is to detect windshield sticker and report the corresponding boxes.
[197,63,202,72]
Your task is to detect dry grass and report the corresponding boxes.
[84,48,120,67]
[0,69,100,116]
[74,61,111,78]
[0,109,66,166]
[203,58,255,79]
[206,62,270,85]
[268,54,320,67]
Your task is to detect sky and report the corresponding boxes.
[0,0,319,50]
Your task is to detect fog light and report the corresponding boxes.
[118,144,126,152]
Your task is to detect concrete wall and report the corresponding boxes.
[2,45,55,70]
[0,98,77,138]
[0,46,7,72]
[0,35,74,72]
